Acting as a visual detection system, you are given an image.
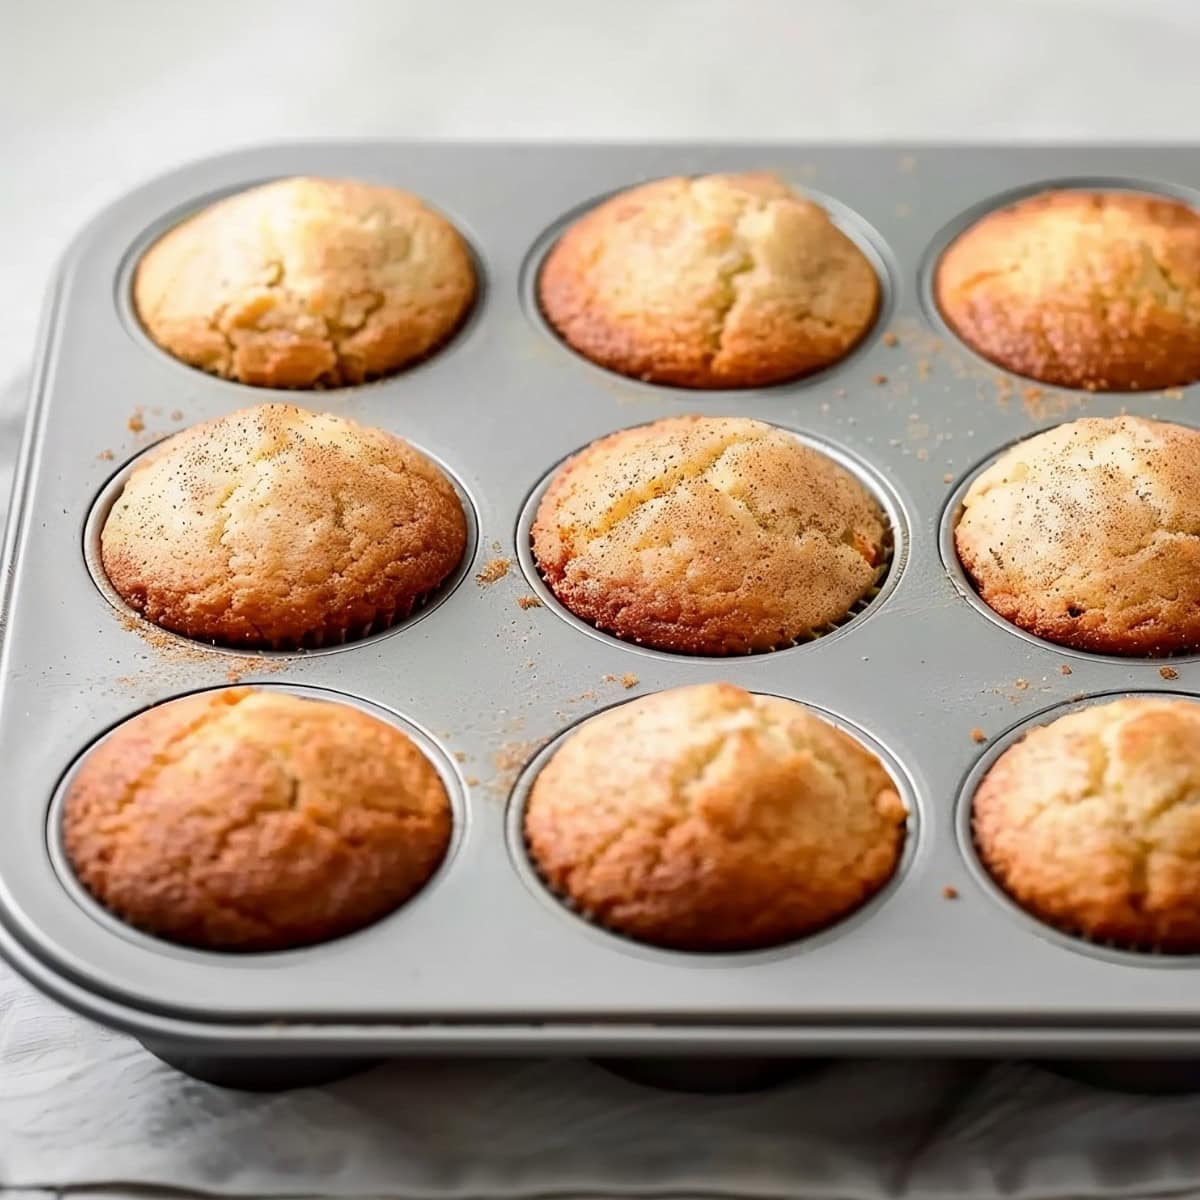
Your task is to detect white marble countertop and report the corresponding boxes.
[3,2,1200,1196]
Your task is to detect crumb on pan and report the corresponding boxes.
[475,557,510,585]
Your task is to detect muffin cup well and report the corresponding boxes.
[48,684,469,957]
[920,175,1200,394]
[117,179,487,393]
[939,431,1200,665]
[957,690,1200,967]
[515,424,907,663]
[521,180,898,394]
[506,691,921,962]
[84,439,480,657]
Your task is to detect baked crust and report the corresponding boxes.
[538,174,879,389]
[974,697,1200,951]
[531,415,887,655]
[101,404,467,648]
[524,682,907,951]
[134,177,476,388]
[935,190,1200,391]
[954,415,1200,656]
[63,688,452,951]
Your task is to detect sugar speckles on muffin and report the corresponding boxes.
[532,415,888,655]
[101,404,467,648]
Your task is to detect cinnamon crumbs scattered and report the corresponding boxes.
[475,558,510,585]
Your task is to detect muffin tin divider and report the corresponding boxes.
[4,143,1200,1060]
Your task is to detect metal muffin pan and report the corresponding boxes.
[5,143,1200,1086]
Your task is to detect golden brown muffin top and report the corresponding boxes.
[974,697,1200,951]
[954,415,1200,656]
[134,176,476,389]
[524,683,907,951]
[101,404,467,649]
[63,688,452,951]
[539,173,880,389]
[935,189,1200,391]
[532,415,888,655]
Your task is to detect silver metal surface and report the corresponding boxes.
[3,142,1200,1058]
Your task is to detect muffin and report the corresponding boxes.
[954,415,1200,656]
[531,415,888,655]
[524,683,907,951]
[935,189,1200,391]
[974,697,1200,951]
[101,404,467,648]
[63,688,452,950]
[134,177,476,388]
[539,173,879,388]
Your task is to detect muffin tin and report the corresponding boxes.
[4,143,1200,1090]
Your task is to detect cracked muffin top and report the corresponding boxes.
[935,189,1200,391]
[531,415,889,655]
[954,415,1200,656]
[974,697,1200,951]
[101,403,467,649]
[63,688,452,951]
[133,176,476,389]
[538,173,880,389]
[524,682,907,951]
